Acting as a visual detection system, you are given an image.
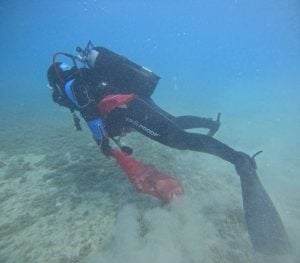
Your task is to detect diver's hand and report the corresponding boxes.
[101,137,112,157]
[96,137,112,157]
[207,112,221,137]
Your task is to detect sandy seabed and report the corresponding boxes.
[0,111,299,263]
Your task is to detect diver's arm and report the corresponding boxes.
[85,115,111,156]
[65,75,112,156]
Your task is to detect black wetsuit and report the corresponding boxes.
[105,96,238,164]
[54,67,239,164]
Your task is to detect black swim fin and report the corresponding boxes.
[207,112,221,137]
[235,152,291,254]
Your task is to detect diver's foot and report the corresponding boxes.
[234,151,258,177]
[207,112,221,137]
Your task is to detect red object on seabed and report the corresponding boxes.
[111,150,184,202]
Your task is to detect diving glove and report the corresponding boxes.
[99,136,112,157]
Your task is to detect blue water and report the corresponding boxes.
[0,1,300,262]
[1,1,299,107]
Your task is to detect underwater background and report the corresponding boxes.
[0,0,299,262]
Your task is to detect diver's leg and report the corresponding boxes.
[174,115,220,132]
[125,97,237,163]
[144,98,220,134]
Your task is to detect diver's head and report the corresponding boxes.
[47,62,75,90]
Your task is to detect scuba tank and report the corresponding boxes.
[77,41,160,98]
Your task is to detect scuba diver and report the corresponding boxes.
[47,41,290,255]
[47,58,221,156]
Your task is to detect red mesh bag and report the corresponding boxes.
[112,150,184,202]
